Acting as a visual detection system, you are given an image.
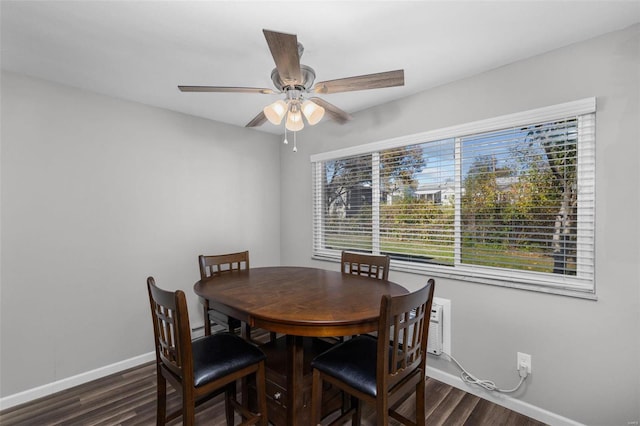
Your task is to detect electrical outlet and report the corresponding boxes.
[517,352,532,374]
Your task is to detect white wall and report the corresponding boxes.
[280,25,640,425]
[0,72,281,397]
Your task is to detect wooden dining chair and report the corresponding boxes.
[341,251,390,281]
[199,251,275,342]
[310,279,436,426]
[147,277,268,426]
[199,250,249,338]
[339,251,392,341]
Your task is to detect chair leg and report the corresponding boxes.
[241,376,249,409]
[183,387,196,426]
[311,369,323,426]
[376,395,388,426]
[225,381,236,426]
[415,379,426,426]
[352,396,361,425]
[241,322,251,340]
[203,303,211,336]
[341,390,349,415]
[156,367,167,426]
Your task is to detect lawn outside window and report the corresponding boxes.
[311,98,596,298]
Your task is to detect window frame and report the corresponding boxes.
[311,98,596,299]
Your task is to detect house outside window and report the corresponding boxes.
[311,99,596,297]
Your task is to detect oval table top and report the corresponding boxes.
[193,266,408,337]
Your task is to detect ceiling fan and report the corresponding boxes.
[178,29,404,131]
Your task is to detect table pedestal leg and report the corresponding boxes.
[286,335,304,426]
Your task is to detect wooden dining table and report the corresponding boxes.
[193,266,408,426]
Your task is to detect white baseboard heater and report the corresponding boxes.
[427,303,444,355]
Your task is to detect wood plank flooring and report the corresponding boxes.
[0,361,546,426]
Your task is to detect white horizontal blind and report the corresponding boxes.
[313,153,374,254]
[458,117,593,282]
[576,114,595,281]
[311,99,596,295]
[379,140,456,265]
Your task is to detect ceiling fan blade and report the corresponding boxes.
[309,97,353,124]
[178,86,276,94]
[313,69,404,94]
[263,29,302,87]
[246,110,268,127]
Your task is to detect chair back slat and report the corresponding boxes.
[199,250,250,280]
[341,251,390,280]
[155,307,178,363]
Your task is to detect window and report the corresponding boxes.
[311,99,596,297]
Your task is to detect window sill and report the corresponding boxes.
[312,254,597,301]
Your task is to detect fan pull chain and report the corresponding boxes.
[282,122,297,152]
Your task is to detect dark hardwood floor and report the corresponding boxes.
[0,361,546,426]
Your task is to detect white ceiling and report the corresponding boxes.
[2,1,639,134]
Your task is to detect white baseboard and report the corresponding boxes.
[0,326,208,412]
[0,352,155,411]
[426,365,584,426]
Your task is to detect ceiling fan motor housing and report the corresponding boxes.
[271,64,316,92]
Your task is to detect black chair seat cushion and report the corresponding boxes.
[311,335,382,397]
[191,332,266,388]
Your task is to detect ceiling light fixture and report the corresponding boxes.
[264,90,325,129]
[263,88,325,152]
[263,99,287,125]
